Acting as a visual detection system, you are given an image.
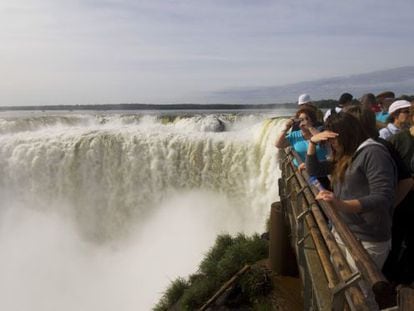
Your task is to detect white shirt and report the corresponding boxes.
[379,123,400,140]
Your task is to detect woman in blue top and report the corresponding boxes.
[275,107,328,167]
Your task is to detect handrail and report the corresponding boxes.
[289,150,387,282]
[278,147,396,309]
[283,151,368,310]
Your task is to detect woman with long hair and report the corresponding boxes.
[305,112,397,270]
[343,105,413,208]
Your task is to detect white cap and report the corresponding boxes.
[388,100,411,115]
[298,93,311,105]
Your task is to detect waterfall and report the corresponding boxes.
[0,111,286,310]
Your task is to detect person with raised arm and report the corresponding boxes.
[306,112,397,270]
[343,105,413,208]
[292,94,324,129]
[275,107,327,168]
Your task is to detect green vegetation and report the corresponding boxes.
[153,278,190,311]
[312,99,338,109]
[153,233,270,311]
[238,265,273,305]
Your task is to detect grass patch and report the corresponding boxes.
[153,233,269,310]
[153,277,189,311]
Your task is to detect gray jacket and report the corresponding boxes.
[306,139,397,242]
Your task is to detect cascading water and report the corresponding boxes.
[0,111,286,310]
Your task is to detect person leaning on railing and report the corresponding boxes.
[305,112,397,271]
[275,107,328,169]
[292,93,324,130]
[343,105,414,285]
[343,105,413,208]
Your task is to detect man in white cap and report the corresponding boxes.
[379,100,411,140]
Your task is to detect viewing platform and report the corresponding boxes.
[268,147,414,310]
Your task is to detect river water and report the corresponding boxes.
[0,109,289,310]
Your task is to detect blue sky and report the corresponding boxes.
[0,0,413,105]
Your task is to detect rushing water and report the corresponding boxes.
[0,110,288,310]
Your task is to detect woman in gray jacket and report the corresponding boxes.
[306,112,397,271]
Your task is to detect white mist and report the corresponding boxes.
[0,190,267,311]
[0,112,285,310]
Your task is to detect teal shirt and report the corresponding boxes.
[376,112,389,123]
[286,130,328,166]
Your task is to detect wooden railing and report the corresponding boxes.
[269,147,414,310]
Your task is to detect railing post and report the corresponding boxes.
[398,287,414,310]
[269,202,289,275]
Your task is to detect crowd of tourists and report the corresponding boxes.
[275,92,414,292]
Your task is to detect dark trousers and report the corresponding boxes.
[382,191,414,284]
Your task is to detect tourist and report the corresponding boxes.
[296,94,324,125]
[360,93,380,112]
[323,92,354,121]
[376,91,395,124]
[388,105,414,173]
[306,112,396,273]
[275,107,327,167]
[383,106,414,284]
[344,105,413,207]
[379,100,411,140]
[344,105,414,285]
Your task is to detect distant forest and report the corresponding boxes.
[0,97,412,111]
[0,100,339,111]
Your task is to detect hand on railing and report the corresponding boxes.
[315,190,335,202]
[316,190,363,214]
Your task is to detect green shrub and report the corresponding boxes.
[180,276,218,310]
[154,233,269,310]
[153,277,189,311]
[215,234,268,280]
[239,266,272,304]
[199,233,234,277]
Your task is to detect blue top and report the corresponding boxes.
[376,112,389,123]
[286,130,328,166]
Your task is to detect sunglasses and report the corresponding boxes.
[399,109,410,114]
